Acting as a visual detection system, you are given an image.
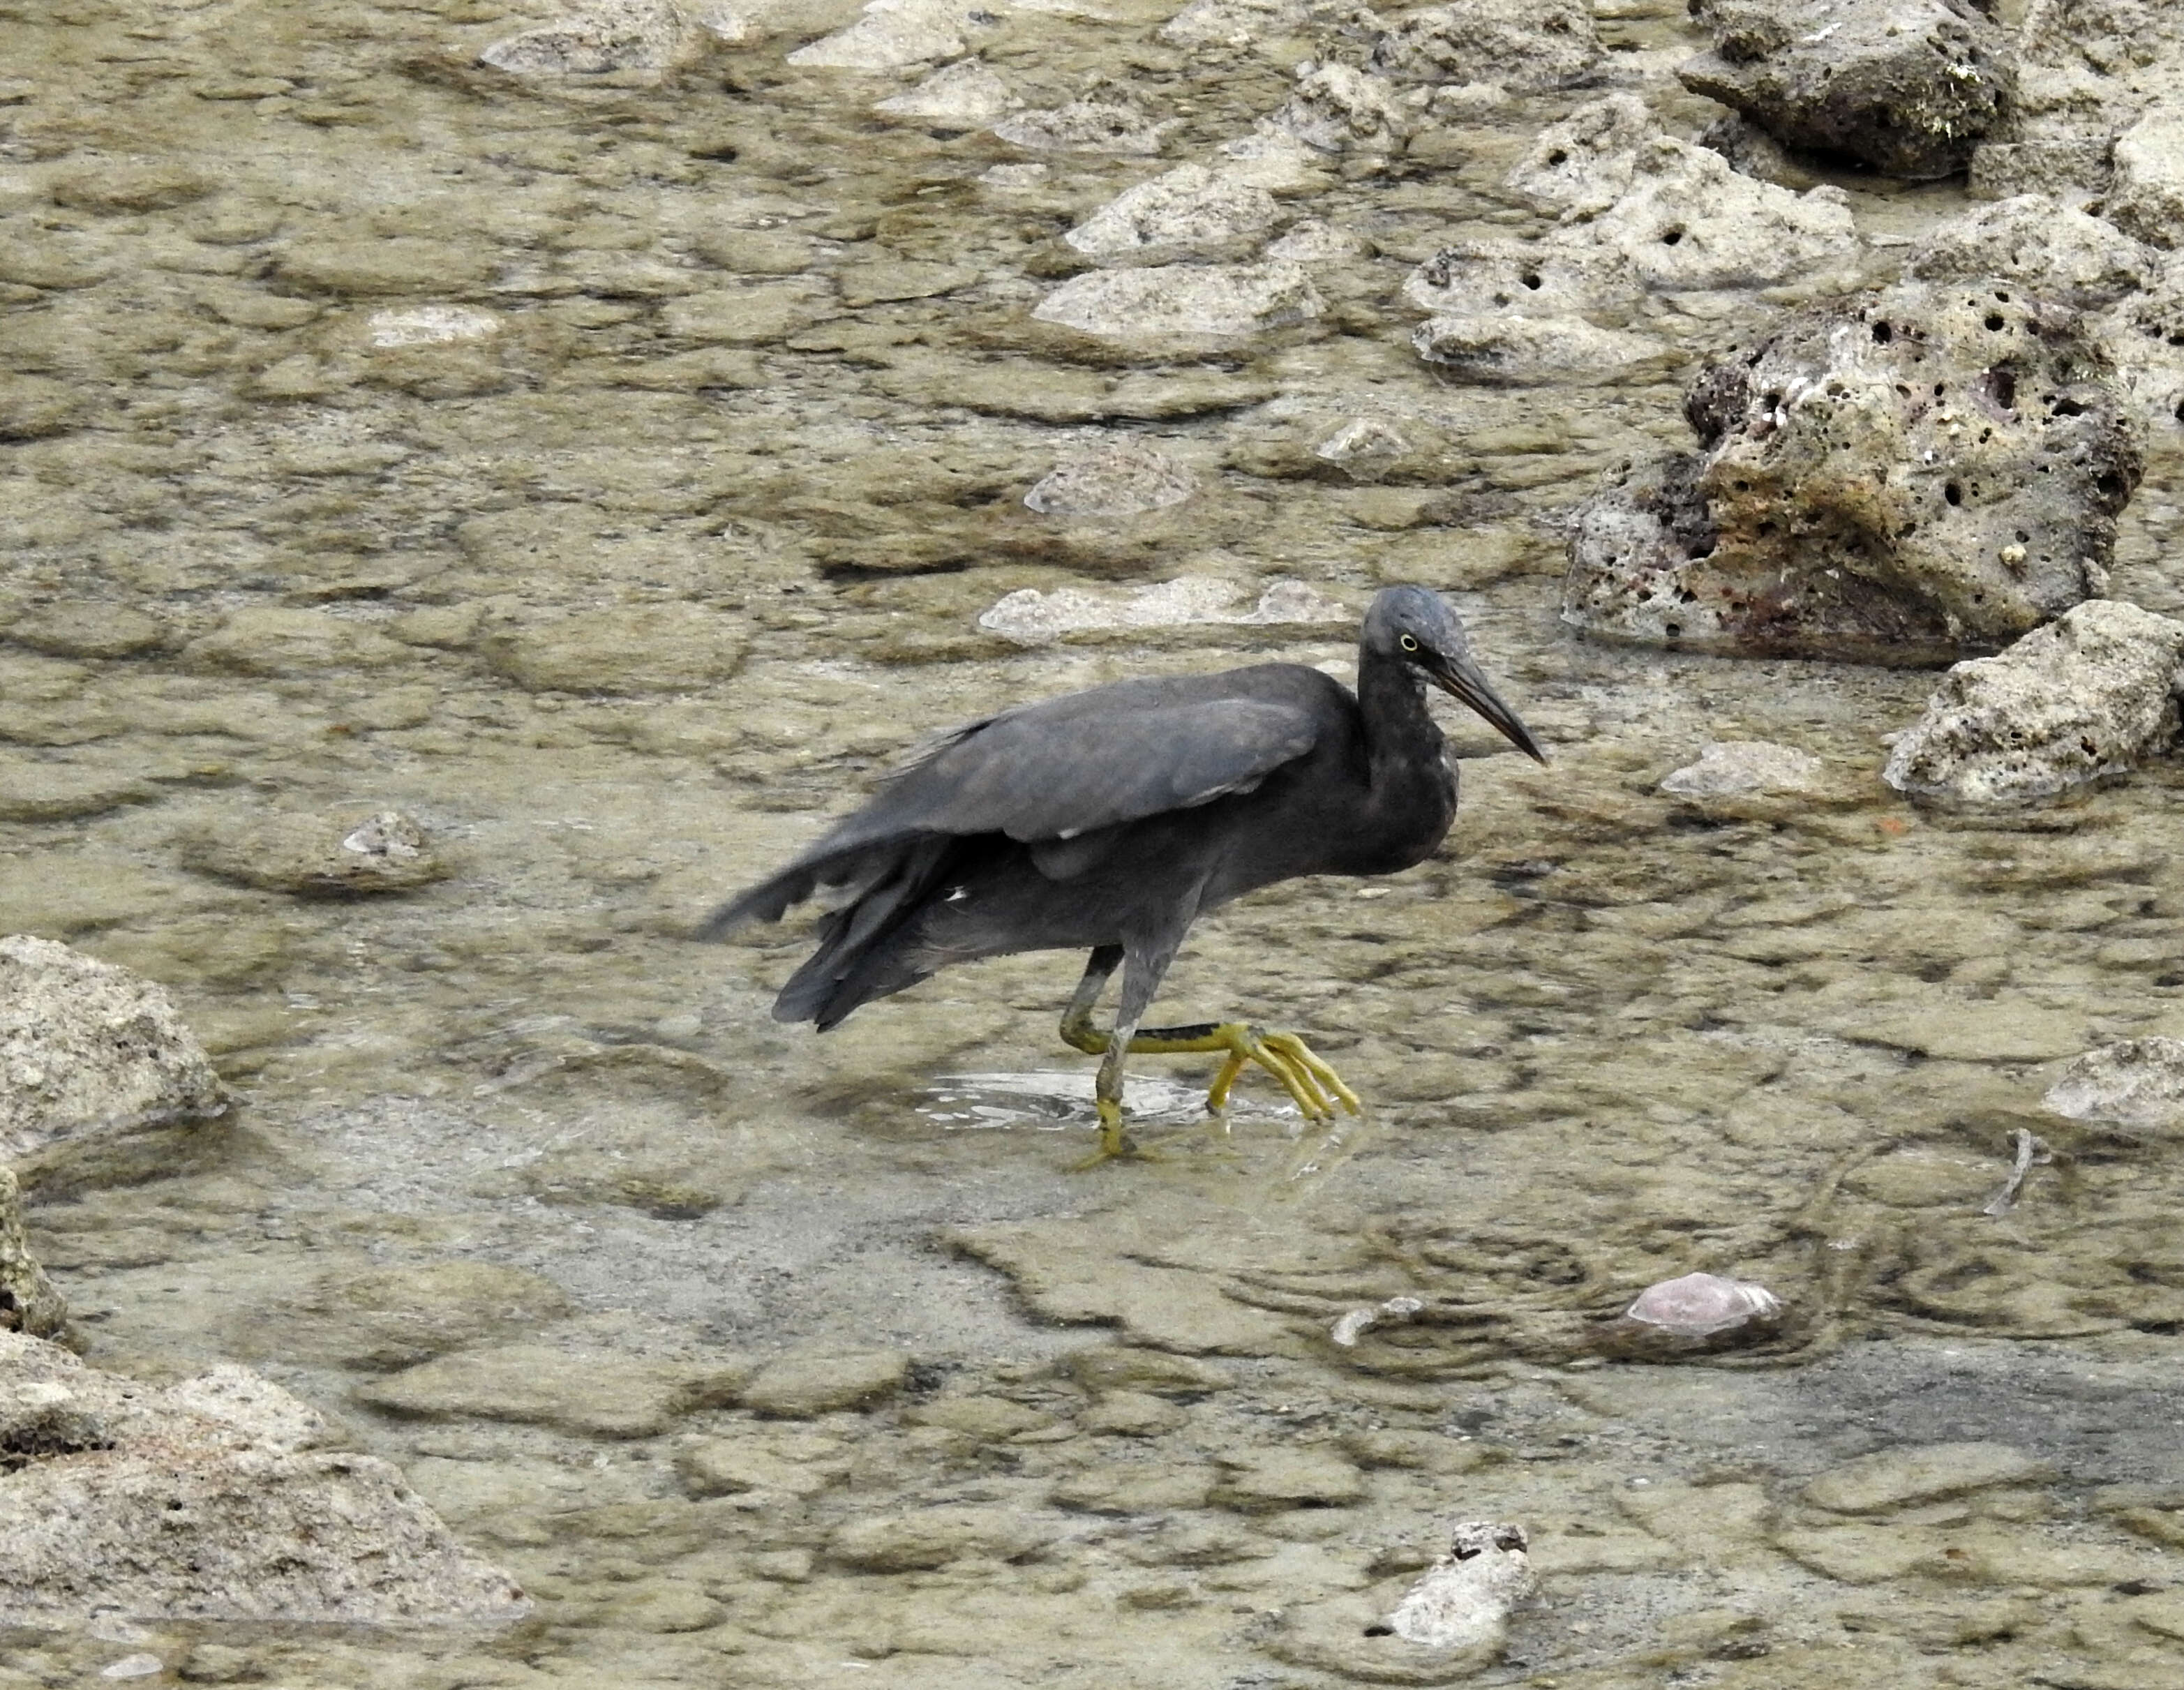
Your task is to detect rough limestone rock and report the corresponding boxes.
[994,83,1176,154]
[1412,311,1676,385]
[1882,601,2184,807]
[1032,261,1323,347]
[1908,194,2158,308]
[1024,440,1198,516]
[1975,2,2184,200]
[1370,1,1603,93]
[0,1331,528,1625]
[179,809,448,897]
[1273,61,1410,154]
[786,0,972,70]
[1063,164,1284,265]
[1402,240,1638,319]
[874,57,1017,123]
[1680,0,2016,181]
[1659,740,1824,799]
[1564,281,2144,661]
[1268,1521,1534,1681]
[2091,254,2184,428]
[1159,0,1310,49]
[2110,110,2184,248]
[0,1166,66,1338]
[479,0,700,77]
[2046,1038,2184,1133]
[1504,97,1859,292]
[0,936,228,1164]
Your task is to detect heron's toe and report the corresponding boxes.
[1264,1032,1362,1116]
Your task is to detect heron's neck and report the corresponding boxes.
[1356,643,1445,789]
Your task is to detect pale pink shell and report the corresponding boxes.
[1624,1271,1781,1338]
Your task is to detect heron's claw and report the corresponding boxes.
[1203,1024,1361,1121]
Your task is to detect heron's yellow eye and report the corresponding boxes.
[1399,634,1419,652]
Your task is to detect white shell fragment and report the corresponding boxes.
[1386,1520,1535,1650]
[1331,1294,1423,1347]
[1624,1271,1781,1337]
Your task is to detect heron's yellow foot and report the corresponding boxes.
[1070,1097,1160,1170]
[1141,1023,1362,1121]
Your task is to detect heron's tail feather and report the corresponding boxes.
[696,838,926,942]
[768,837,957,1028]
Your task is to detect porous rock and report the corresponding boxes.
[0,1166,66,1338]
[0,935,229,1164]
[2046,1038,2184,1132]
[1032,261,1323,347]
[1908,194,2158,308]
[1269,1520,1534,1682]
[1159,0,1310,49]
[1804,1441,2053,1513]
[1883,601,2184,806]
[0,1331,527,1626]
[1680,0,2015,181]
[1063,163,1284,266]
[1370,1,1603,93]
[1564,281,2144,661]
[1504,96,1859,292]
[740,1348,909,1416]
[179,809,448,897]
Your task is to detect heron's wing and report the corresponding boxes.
[700,679,1329,937]
[855,693,1323,844]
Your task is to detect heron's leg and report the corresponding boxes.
[1072,934,1184,1167]
[1058,945,1123,1055]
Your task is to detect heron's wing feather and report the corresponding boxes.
[859,694,1322,844]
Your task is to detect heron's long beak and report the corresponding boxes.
[1426,650,1549,763]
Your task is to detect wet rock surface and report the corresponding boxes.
[1680,0,2016,181]
[1883,599,2184,807]
[1566,281,2144,660]
[0,1166,66,1337]
[5,0,2184,1684]
[179,809,448,897]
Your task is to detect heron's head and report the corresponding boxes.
[1363,586,1548,763]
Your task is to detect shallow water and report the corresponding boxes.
[7,0,2184,1686]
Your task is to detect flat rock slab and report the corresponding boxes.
[357,1343,748,1438]
[1804,1442,2054,1513]
[180,809,449,897]
[740,1348,910,1416]
[829,1505,1058,1571]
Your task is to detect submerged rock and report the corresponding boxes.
[980,577,1347,643]
[1883,601,2184,807]
[1803,1442,2051,1514]
[1032,260,1322,347]
[1412,311,1675,385]
[0,1332,528,1625]
[2046,1038,2184,1133]
[787,0,971,70]
[1024,440,1198,516]
[1564,281,2144,661]
[1908,194,2158,309]
[1371,1,1603,93]
[477,0,698,77]
[180,809,449,897]
[1680,0,2016,181]
[1063,163,1284,265]
[1659,740,1824,799]
[1158,0,1310,48]
[0,936,228,1165]
[0,1166,66,1338]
